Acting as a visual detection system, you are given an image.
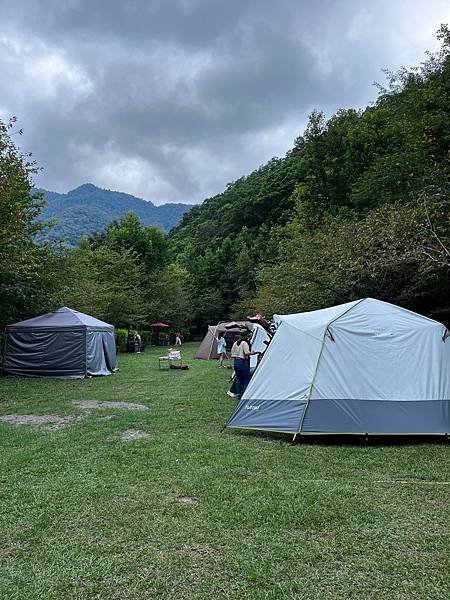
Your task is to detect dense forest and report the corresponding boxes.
[1,26,450,346]
[172,24,450,326]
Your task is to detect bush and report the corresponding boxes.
[115,329,128,353]
[138,330,152,349]
[180,327,191,342]
[0,332,4,365]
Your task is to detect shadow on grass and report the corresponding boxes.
[224,428,450,447]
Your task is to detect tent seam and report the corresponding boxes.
[295,298,366,438]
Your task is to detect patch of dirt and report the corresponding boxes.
[73,400,148,411]
[120,429,151,442]
[255,436,277,443]
[175,543,216,559]
[0,414,76,430]
[176,495,199,505]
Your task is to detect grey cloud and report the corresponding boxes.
[0,0,449,203]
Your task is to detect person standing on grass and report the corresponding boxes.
[135,332,142,353]
[216,331,227,368]
[175,331,182,345]
[230,334,255,397]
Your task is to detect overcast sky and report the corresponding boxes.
[1,1,449,205]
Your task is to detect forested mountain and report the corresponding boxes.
[171,25,450,327]
[38,183,193,245]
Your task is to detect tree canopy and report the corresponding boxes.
[171,25,450,326]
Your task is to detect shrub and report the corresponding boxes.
[180,327,191,342]
[138,331,152,349]
[115,329,128,353]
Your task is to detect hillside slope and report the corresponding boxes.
[39,183,193,245]
[170,30,450,324]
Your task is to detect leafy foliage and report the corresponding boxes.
[90,212,169,272]
[56,240,148,327]
[0,124,192,335]
[0,117,60,334]
[172,25,450,326]
[114,328,128,352]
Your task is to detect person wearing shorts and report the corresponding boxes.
[217,332,227,367]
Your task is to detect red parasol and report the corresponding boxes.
[149,322,169,328]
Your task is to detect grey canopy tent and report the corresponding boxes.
[226,298,450,438]
[3,307,118,379]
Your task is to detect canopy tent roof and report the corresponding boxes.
[149,322,169,328]
[226,298,450,437]
[6,307,113,331]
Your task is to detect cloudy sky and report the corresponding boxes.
[1,0,449,205]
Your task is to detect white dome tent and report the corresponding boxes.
[226,299,450,439]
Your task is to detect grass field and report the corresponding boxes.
[0,342,448,599]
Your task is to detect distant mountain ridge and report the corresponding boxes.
[38,183,194,245]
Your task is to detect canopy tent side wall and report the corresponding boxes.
[3,328,87,379]
[249,324,271,370]
[86,330,119,376]
[3,307,117,379]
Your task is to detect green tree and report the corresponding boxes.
[146,263,193,328]
[59,241,147,327]
[0,117,56,331]
[90,212,169,272]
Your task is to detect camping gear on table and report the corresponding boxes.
[158,349,184,370]
[226,298,450,438]
[3,307,117,379]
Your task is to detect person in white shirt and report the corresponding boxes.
[216,332,227,367]
[230,334,254,396]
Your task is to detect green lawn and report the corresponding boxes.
[0,342,448,599]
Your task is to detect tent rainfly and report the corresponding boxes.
[226,298,450,437]
[3,307,118,379]
[195,321,253,360]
